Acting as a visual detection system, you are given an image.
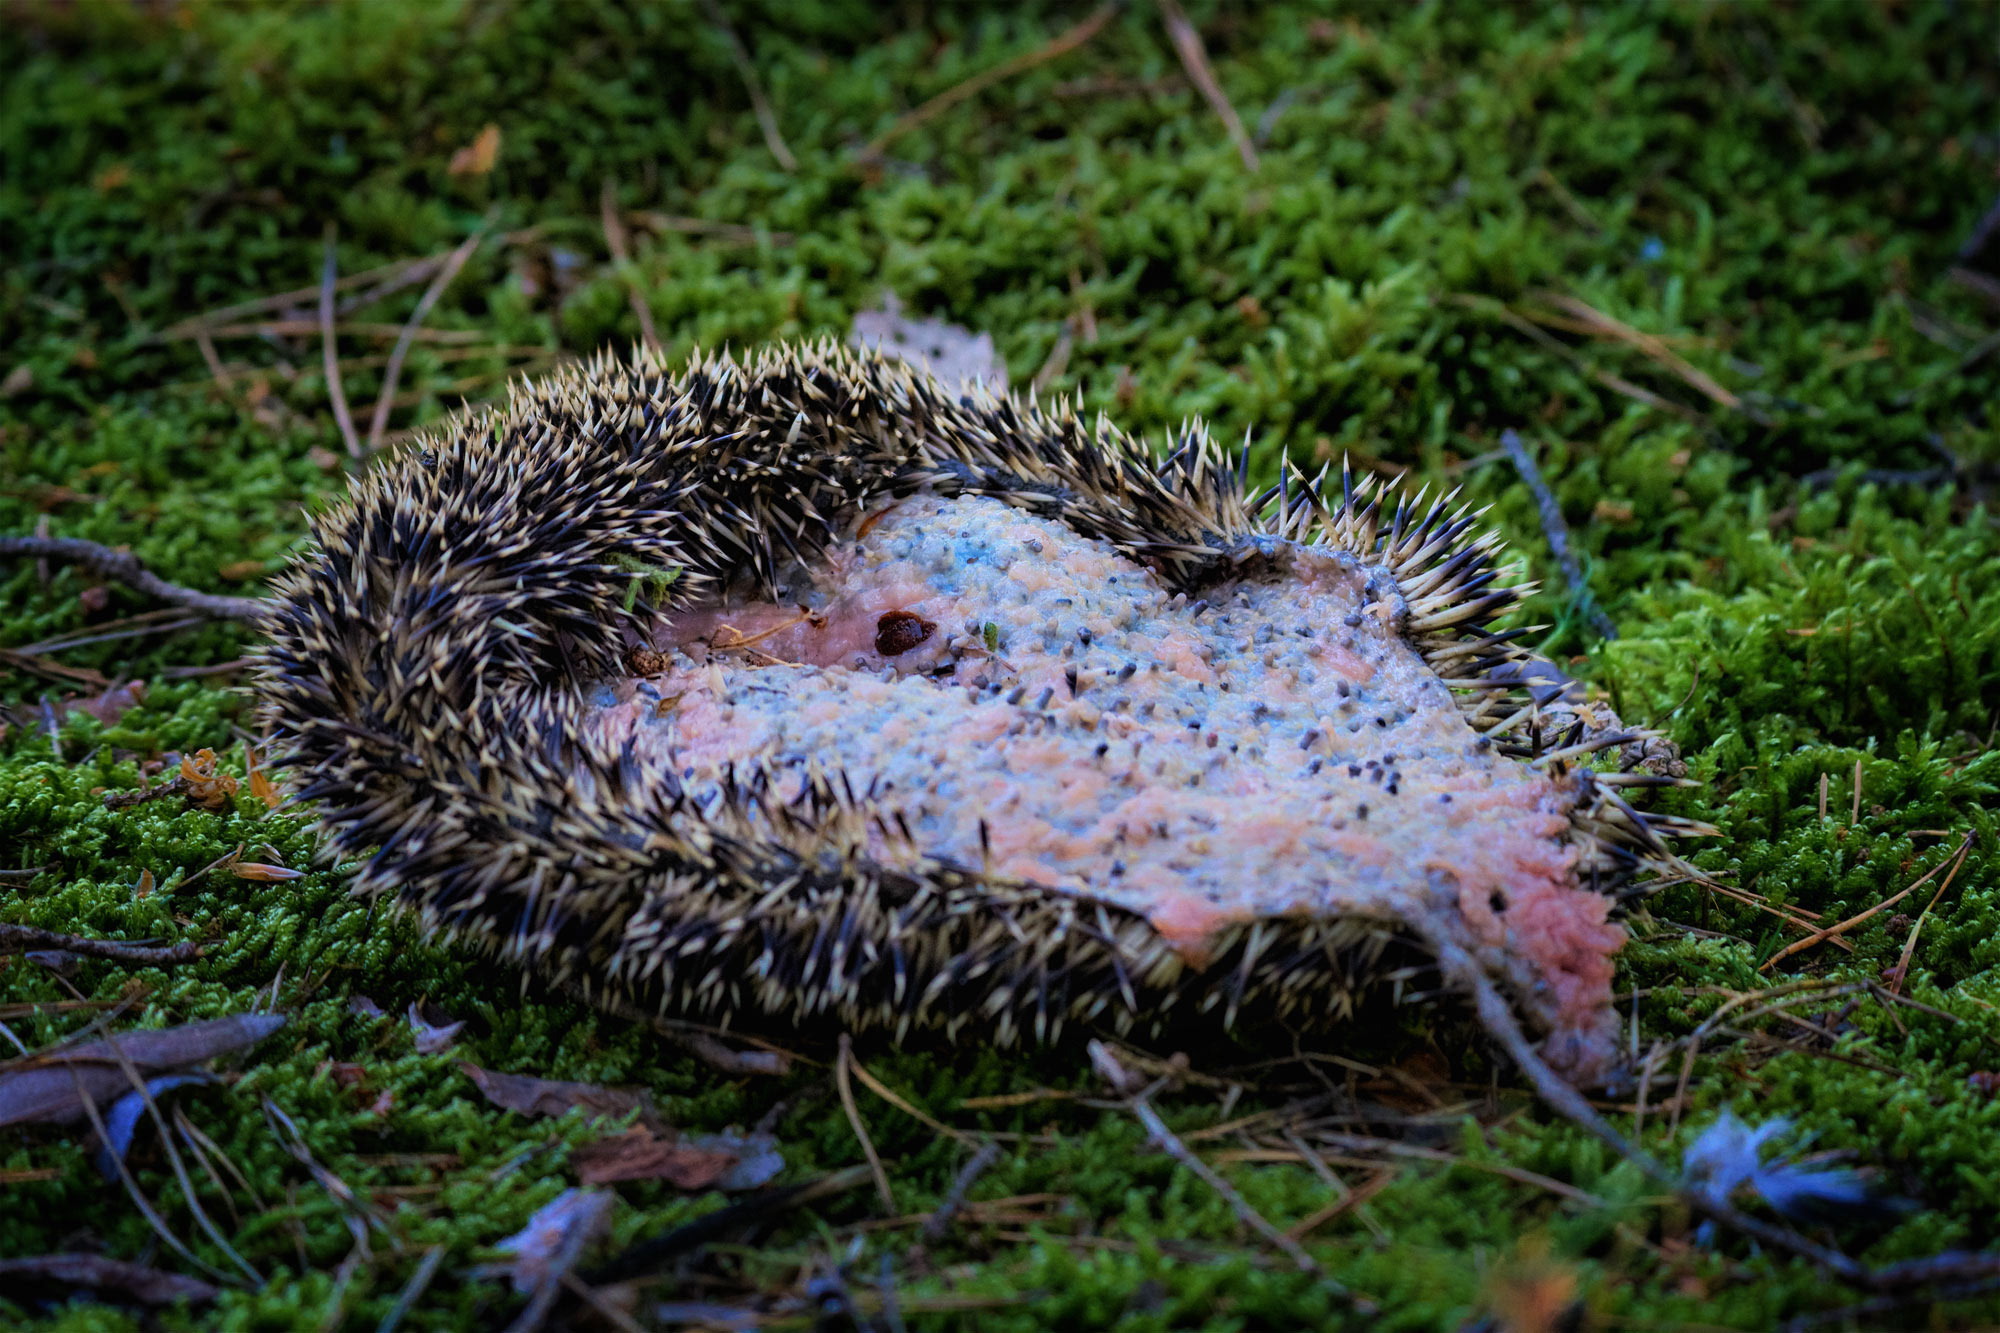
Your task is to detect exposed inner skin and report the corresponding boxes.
[584,493,1624,1078]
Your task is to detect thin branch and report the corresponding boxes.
[376,1246,445,1333]
[1088,1041,1365,1303]
[364,218,493,453]
[0,925,201,967]
[863,6,1116,158]
[700,0,797,171]
[320,225,365,459]
[1157,0,1259,172]
[0,537,267,621]
[156,249,452,342]
[1433,938,1909,1288]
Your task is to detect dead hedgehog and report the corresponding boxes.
[255,341,1702,1086]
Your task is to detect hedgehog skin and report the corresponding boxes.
[256,341,1694,1075]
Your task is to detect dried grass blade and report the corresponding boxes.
[319,225,364,459]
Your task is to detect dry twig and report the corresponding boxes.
[157,249,454,343]
[1157,0,1260,172]
[364,218,493,452]
[0,925,200,967]
[837,1035,896,1212]
[1522,291,1741,411]
[0,537,266,621]
[1087,1041,1363,1302]
[0,646,111,688]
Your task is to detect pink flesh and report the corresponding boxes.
[586,494,1623,1077]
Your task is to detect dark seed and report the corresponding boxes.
[875,610,936,656]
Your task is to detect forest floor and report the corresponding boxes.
[3,3,1999,1330]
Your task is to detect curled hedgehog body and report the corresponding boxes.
[257,343,1699,1083]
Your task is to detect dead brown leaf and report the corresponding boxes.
[67,680,146,727]
[245,745,282,811]
[448,123,502,177]
[571,1126,782,1190]
[0,1013,287,1128]
[461,1062,656,1124]
[573,1127,735,1188]
[407,1001,464,1054]
[179,748,239,811]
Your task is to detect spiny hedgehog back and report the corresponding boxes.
[255,342,1697,1083]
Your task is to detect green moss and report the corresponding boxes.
[4,1,2000,1328]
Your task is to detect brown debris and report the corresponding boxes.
[179,747,240,811]
[447,124,502,178]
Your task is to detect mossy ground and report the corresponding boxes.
[4,2,1999,1328]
